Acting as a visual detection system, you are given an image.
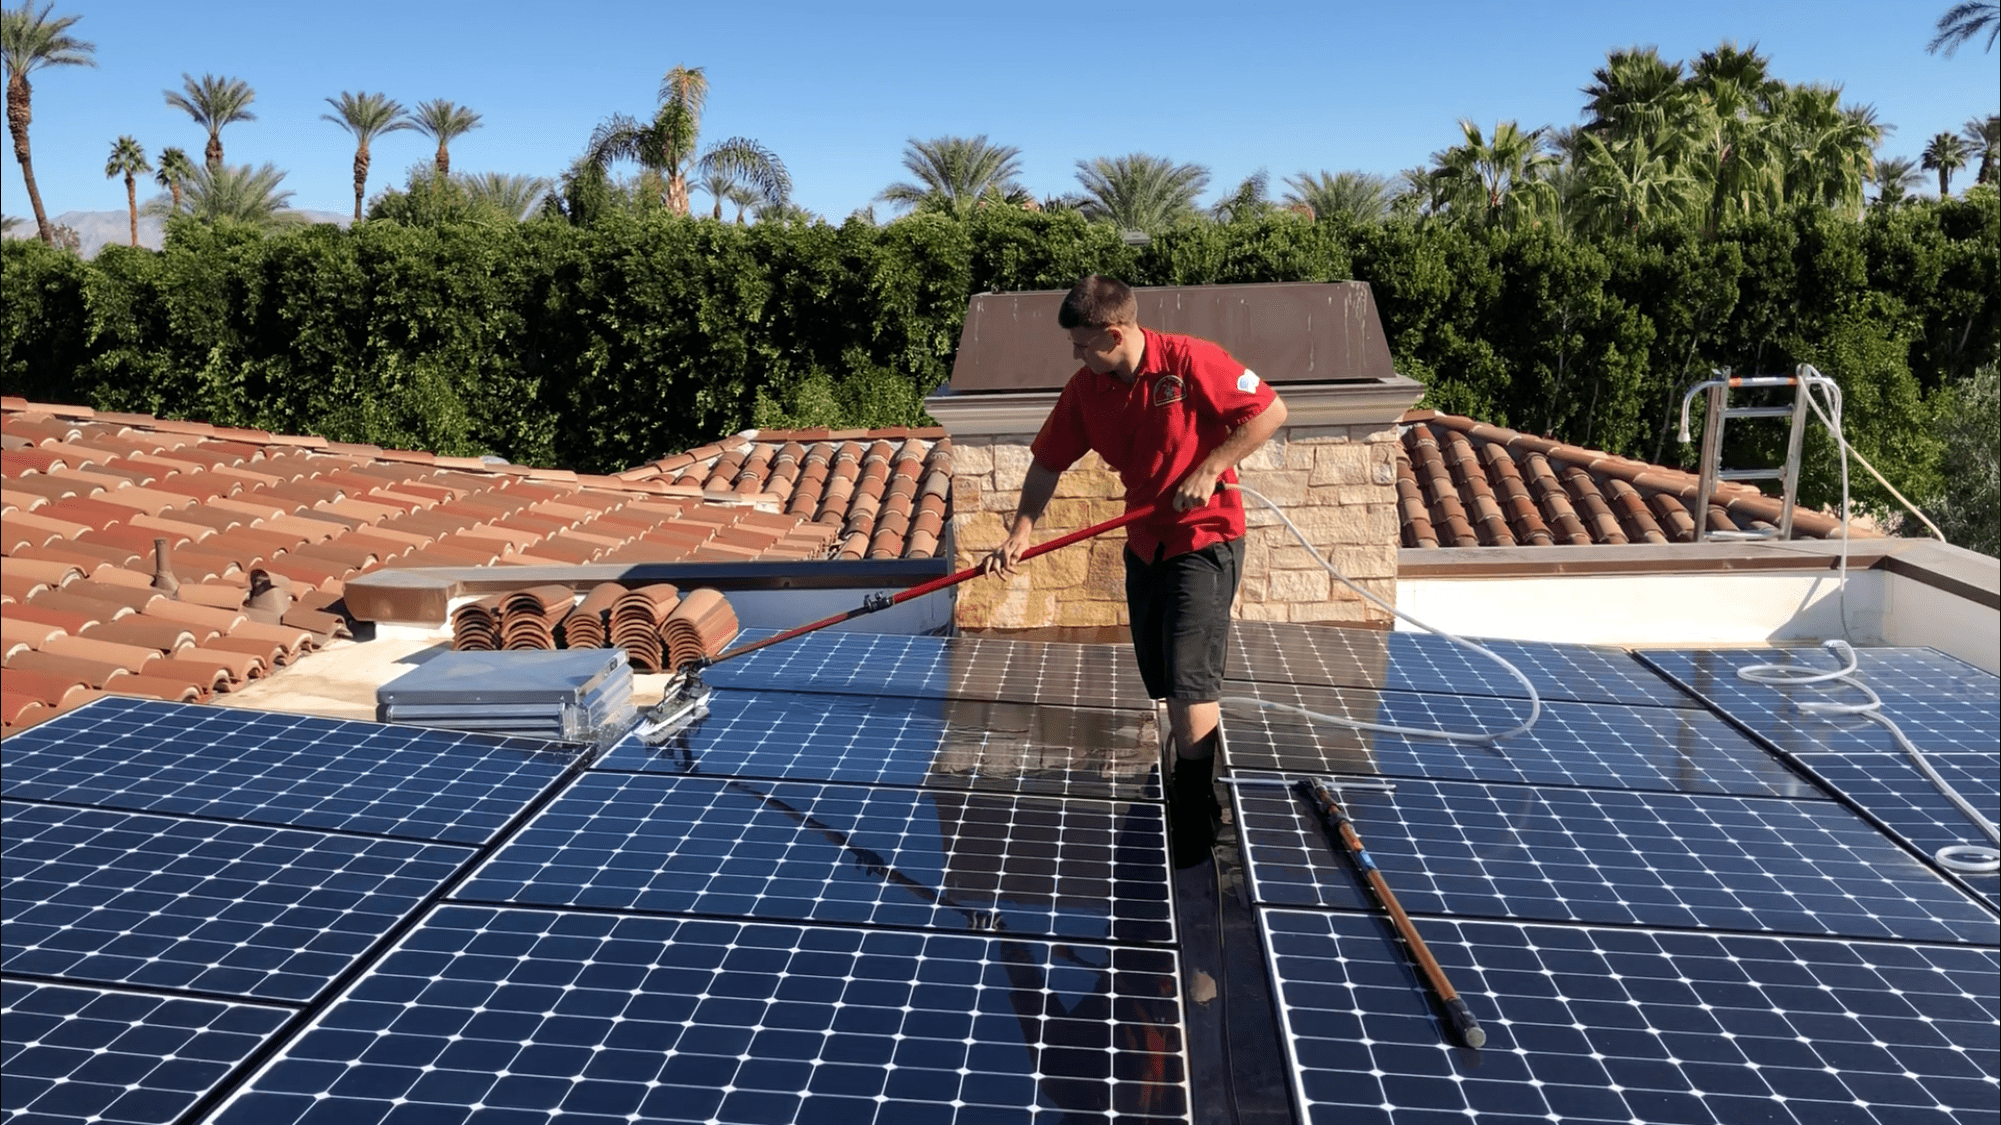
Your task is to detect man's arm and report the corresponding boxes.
[1171,394,1289,511]
[979,461,1062,578]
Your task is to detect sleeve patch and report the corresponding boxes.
[1237,370,1260,393]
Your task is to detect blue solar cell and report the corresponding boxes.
[1781,753,2000,908]
[1219,682,1816,797]
[702,630,1155,708]
[1230,776,1998,945]
[1,978,291,1125]
[206,905,1191,1125]
[0,697,581,844]
[2,801,473,1002]
[455,772,1172,944]
[599,689,1163,800]
[1261,909,2001,1125]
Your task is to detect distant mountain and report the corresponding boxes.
[0,208,352,258]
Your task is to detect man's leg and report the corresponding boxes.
[1154,539,1244,867]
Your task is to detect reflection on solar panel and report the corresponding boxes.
[1262,909,2000,1125]
[703,631,1155,708]
[1228,621,1687,706]
[2,801,474,1002]
[1220,682,1814,797]
[1781,753,2001,907]
[456,772,1172,944]
[0,696,581,845]
[1230,777,1996,944]
[1,978,291,1125]
[597,689,1162,800]
[208,905,1190,1125]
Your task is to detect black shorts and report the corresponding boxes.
[1124,537,1245,701]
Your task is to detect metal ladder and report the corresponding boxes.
[1676,368,1810,541]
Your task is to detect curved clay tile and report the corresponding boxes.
[1521,453,1589,545]
[1405,425,1478,548]
[904,528,938,559]
[106,674,205,703]
[7,650,130,690]
[1646,492,1698,543]
[1440,430,1513,547]
[1394,455,1437,549]
[1558,467,1625,544]
[868,525,903,559]
[1477,445,1550,546]
[42,633,161,676]
[1602,478,1667,544]
[834,530,870,561]
[82,619,202,654]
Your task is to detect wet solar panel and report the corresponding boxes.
[1229,776,1997,945]
[1218,681,1816,797]
[456,771,1173,944]
[701,630,1155,709]
[1,978,291,1125]
[0,696,580,845]
[206,904,1191,1125]
[598,689,1163,800]
[1780,752,2001,908]
[1261,909,2000,1125]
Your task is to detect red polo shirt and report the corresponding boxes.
[1030,328,1277,561]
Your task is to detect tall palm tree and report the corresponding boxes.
[1683,42,1781,232]
[1927,1,1998,55]
[877,134,1025,213]
[1582,47,1689,148]
[1575,130,1697,232]
[163,72,255,170]
[321,90,411,221]
[1921,132,1971,196]
[1210,169,1274,223]
[1769,84,1882,215]
[695,165,737,220]
[1,0,95,247]
[1073,153,1208,231]
[584,64,787,216]
[1430,119,1556,227]
[1282,170,1394,223]
[103,134,147,246]
[410,98,480,176]
[1964,113,2000,183]
[1870,156,1924,205]
[153,145,192,211]
[144,160,301,229]
[462,171,550,221]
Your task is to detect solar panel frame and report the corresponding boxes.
[204,904,1193,1125]
[454,771,1174,945]
[701,630,1157,709]
[1228,775,1998,945]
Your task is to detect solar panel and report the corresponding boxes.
[1,978,291,1125]
[1,696,582,845]
[702,631,1155,709]
[1228,776,1997,945]
[206,904,1192,1125]
[2,801,473,1003]
[1261,908,2001,1125]
[1776,752,2001,908]
[455,771,1172,945]
[599,689,1163,800]
[1218,682,1816,797]
[1228,621,1688,706]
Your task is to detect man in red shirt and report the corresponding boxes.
[982,275,1288,866]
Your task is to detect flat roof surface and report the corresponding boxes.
[3,623,1995,1124]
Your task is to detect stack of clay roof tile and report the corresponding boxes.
[450,596,504,652]
[558,582,625,650]
[609,584,684,672]
[1396,410,1879,548]
[498,585,575,650]
[662,588,741,672]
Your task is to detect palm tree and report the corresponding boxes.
[461,171,550,221]
[1683,43,1780,232]
[1073,153,1209,231]
[1282,170,1394,223]
[1,0,96,247]
[877,134,1025,213]
[163,72,255,170]
[1870,155,1924,205]
[1921,131,1971,195]
[1769,84,1882,214]
[585,64,787,216]
[1964,113,2000,183]
[695,166,737,220]
[322,90,411,221]
[153,145,192,212]
[1210,169,1274,223]
[1430,119,1556,227]
[1582,47,1689,148]
[1575,130,1698,232]
[1927,1,1998,55]
[103,134,147,246]
[144,160,301,229]
[410,98,480,176]
[724,182,759,223]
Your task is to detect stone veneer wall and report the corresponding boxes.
[949,422,1402,630]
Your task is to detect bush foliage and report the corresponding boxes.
[3,196,1994,525]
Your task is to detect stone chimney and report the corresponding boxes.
[926,282,1423,632]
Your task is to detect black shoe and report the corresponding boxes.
[1169,754,1221,869]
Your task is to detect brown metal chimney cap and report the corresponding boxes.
[946,280,1398,393]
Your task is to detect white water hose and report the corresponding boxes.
[1219,482,1541,745]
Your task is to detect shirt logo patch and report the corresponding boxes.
[1237,369,1260,394]
[1153,374,1185,406]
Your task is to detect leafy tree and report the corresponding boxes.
[153,145,192,211]
[409,98,480,176]
[1924,362,1998,554]
[1,213,18,233]
[1871,155,1924,205]
[103,134,147,246]
[144,161,302,229]
[163,72,255,170]
[1922,131,1971,195]
[1,0,94,246]
[1927,1,1998,56]
[584,65,786,216]
[877,134,1026,214]
[1429,119,1556,228]
[322,90,411,222]
[1283,170,1394,224]
[1073,153,1209,231]
[1964,113,1999,183]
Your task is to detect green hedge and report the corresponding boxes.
[4,195,1994,515]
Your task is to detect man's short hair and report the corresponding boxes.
[1058,275,1138,330]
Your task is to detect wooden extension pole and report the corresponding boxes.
[1297,777,1487,1049]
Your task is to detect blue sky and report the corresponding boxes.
[7,0,1998,221]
